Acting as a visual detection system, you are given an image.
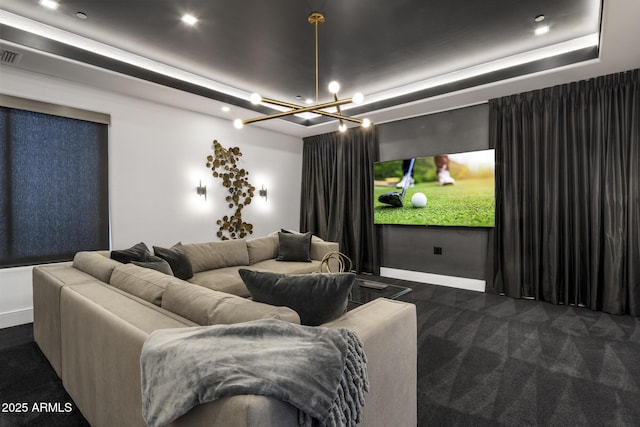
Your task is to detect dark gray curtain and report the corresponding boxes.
[300,127,379,273]
[488,68,640,315]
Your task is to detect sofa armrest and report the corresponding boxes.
[323,298,417,427]
[310,241,339,261]
[32,263,97,376]
[60,283,195,427]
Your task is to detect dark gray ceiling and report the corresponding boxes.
[0,0,602,123]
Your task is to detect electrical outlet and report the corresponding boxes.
[434,246,443,255]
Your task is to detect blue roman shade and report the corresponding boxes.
[0,99,109,268]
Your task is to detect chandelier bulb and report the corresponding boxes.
[250,93,262,105]
[328,81,341,94]
[361,118,371,128]
[233,119,244,129]
[352,92,364,104]
[338,123,347,132]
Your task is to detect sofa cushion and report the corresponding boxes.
[153,244,193,280]
[310,241,340,262]
[132,255,173,275]
[110,264,186,306]
[276,231,312,262]
[188,266,250,297]
[246,235,279,265]
[272,231,339,261]
[161,281,300,325]
[131,259,173,275]
[249,259,322,275]
[274,229,325,243]
[73,251,122,283]
[110,242,150,263]
[181,240,250,273]
[239,270,355,326]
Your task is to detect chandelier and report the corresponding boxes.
[234,12,371,132]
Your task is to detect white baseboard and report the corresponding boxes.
[0,308,33,329]
[380,267,485,292]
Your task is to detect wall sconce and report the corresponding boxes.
[196,180,207,200]
[259,185,268,202]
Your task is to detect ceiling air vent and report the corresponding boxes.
[0,50,23,65]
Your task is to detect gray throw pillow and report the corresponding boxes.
[238,269,355,326]
[153,244,193,280]
[110,242,150,263]
[132,255,174,276]
[276,231,312,262]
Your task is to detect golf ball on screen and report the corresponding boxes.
[411,192,427,207]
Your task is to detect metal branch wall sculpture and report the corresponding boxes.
[206,140,255,240]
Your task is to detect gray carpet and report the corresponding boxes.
[2,278,640,426]
[0,325,88,427]
[383,277,640,426]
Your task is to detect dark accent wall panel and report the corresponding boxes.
[377,103,490,280]
[380,226,488,280]
[378,103,489,159]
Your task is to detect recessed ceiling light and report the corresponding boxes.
[4,12,598,121]
[535,25,550,36]
[181,14,198,26]
[39,0,59,10]
[534,15,545,23]
[76,12,88,20]
[221,106,231,112]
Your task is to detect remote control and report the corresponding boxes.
[359,281,388,290]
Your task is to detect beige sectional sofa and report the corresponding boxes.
[32,235,417,427]
[181,234,338,296]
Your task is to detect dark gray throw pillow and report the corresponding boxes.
[239,269,355,326]
[276,231,312,262]
[153,245,193,280]
[110,242,150,263]
[132,255,174,276]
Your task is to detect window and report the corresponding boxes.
[0,96,109,268]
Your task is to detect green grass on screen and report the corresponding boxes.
[373,177,494,227]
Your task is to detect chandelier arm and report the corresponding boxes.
[242,98,354,125]
[243,110,363,126]
[258,97,363,123]
[261,97,352,111]
[334,93,346,128]
[259,97,306,109]
[312,111,363,124]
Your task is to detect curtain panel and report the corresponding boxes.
[300,127,379,273]
[488,68,639,315]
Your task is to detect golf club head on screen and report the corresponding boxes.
[378,158,415,207]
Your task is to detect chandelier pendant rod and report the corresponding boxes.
[308,12,325,103]
[315,16,319,103]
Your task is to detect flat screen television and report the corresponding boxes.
[373,149,495,227]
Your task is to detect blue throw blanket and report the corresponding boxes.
[140,319,368,427]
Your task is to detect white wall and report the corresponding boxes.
[0,66,304,328]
